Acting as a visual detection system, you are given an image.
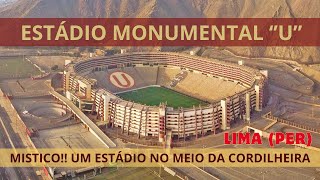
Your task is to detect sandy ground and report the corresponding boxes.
[28,56,77,72]
[32,123,106,149]
[0,78,51,97]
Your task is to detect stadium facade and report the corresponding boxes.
[63,52,268,142]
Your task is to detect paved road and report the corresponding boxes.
[0,115,22,180]
[0,106,39,180]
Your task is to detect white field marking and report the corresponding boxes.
[207,166,241,180]
[224,167,259,180]
[278,167,314,179]
[189,163,220,180]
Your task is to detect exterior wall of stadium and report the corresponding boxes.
[63,52,268,142]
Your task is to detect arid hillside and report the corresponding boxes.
[0,0,319,63]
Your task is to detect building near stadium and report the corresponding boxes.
[63,52,268,143]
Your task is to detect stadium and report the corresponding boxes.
[63,52,268,143]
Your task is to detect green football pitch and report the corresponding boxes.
[117,86,207,108]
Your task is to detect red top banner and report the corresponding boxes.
[0,18,319,46]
